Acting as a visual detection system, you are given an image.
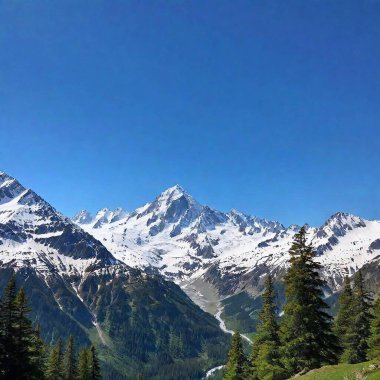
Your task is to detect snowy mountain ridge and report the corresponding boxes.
[72,183,380,296]
[2,168,379,304]
[0,170,121,279]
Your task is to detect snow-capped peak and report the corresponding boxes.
[0,171,21,187]
[156,184,196,205]
[0,171,119,277]
[162,184,186,195]
[228,208,248,218]
[0,171,11,185]
[77,207,129,228]
[72,210,93,224]
[0,171,28,205]
[319,212,366,238]
[109,207,128,223]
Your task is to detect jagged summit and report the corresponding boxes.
[0,170,12,179]
[0,170,10,183]
[0,171,26,202]
[320,212,366,236]
[72,209,93,224]
[326,211,364,224]
[0,171,118,272]
[92,207,128,227]
[0,170,22,186]
[155,184,197,206]
[162,184,187,195]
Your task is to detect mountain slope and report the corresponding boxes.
[0,172,230,379]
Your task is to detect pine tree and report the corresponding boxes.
[45,339,64,380]
[250,275,286,380]
[0,275,18,377]
[222,332,247,380]
[13,287,36,379]
[334,276,353,360]
[341,270,372,363]
[63,335,77,380]
[0,277,46,379]
[77,348,91,380]
[29,325,46,380]
[281,226,339,374]
[368,297,380,359]
[89,345,102,380]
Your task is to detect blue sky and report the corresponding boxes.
[1,0,379,226]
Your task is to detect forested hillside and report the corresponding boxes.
[220,227,380,380]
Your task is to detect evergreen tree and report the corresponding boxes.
[334,276,353,361]
[281,226,339,374]
[250,275,286,380]
[0,277,45,379]
[368,297,380,359]
[222,332,247,380]
[63,335,77,380]
[0,275,18,377]
[89,345,102,380]
[45,339,64,380]
[341,270,372,363]
[77,348,91,380]
[29,325,46,380]
[13,287,37,379]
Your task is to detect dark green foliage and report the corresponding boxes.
[281,226,339,374]
[45,339,64,380]
[250,275,286,380]
[13,288,40,379]
[77,348,91,380]
[0,268,90,348]
[0,267,229,379]
[221,292,263,334]
[0,276,96,380]
[0,276,46,379]
[222,332,247,380]
[221,285,286,336]
[334,277,353,341]
[63,336,77,380]
[368,297,380,359]
[0,275,18,377]
[334,277,353,361]
[29,325,47,379]
[89,345,102,380]
[341,270,372,363]
[87,272,229,378]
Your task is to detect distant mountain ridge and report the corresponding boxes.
[72,184,380,299]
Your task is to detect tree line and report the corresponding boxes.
[0,275,102,380]
[223,226,380,380]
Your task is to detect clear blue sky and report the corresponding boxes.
[1,0,379,226]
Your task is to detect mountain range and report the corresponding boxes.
[73,184,380,300]
[1,170,380,378]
